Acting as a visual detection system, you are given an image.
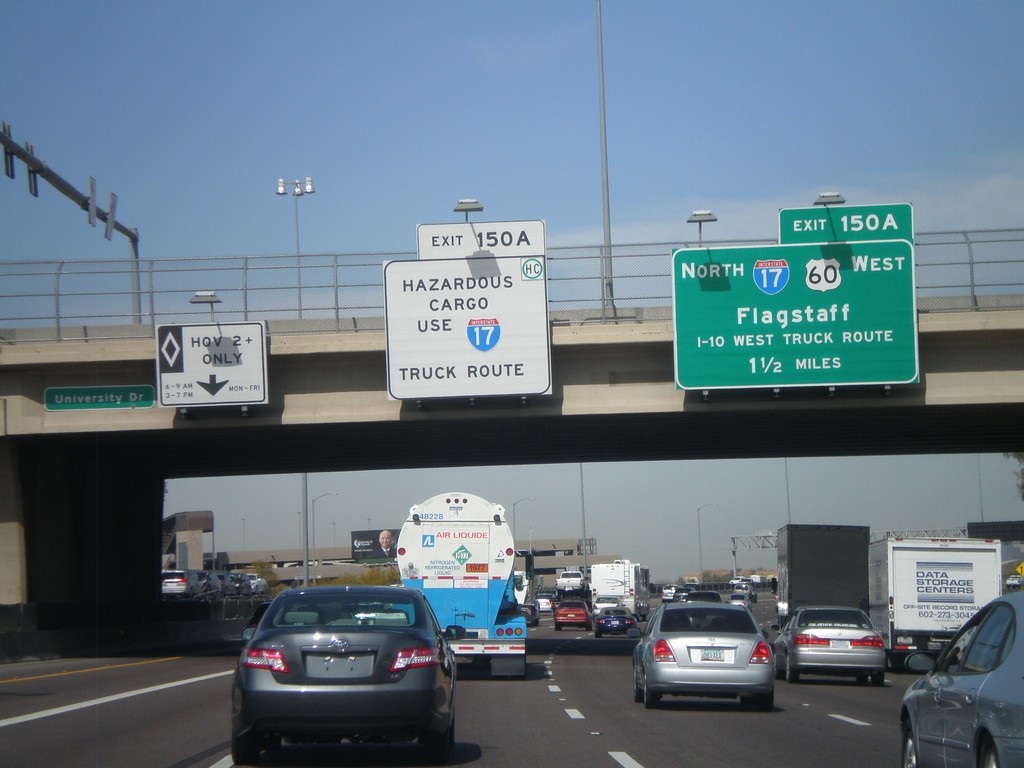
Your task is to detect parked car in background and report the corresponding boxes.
[554,599,592,631]
[592,594,623,618]
[900,591,1024,768]
[229,573,252,597]
[197,571,223,600]
[772,606,885,686]
[246,573,268,596]
[161,570,201,599]
[684,590,724,604]
[231,585,456,766]
[594,607,636,638]
[632,602,774,711]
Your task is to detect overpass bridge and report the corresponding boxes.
[1,230,1022,619]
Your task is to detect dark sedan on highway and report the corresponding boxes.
[231,585,456,765]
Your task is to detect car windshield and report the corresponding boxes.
[660,608,757,634]
[269,595,417,628]
[797,609,872,629]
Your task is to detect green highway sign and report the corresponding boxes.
[44,385,155,411]
[779,203,913,245]
[672,240,919,389]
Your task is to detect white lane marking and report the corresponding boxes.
[609,752,646,768]
[829,714,871,726]
[549,685,561,692]
[0,670,233,728]
[208,759,233,768]
[565,708,585,719]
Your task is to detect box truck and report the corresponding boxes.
[868,536,1002,667]
[776,524,870,623]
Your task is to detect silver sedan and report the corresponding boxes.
[772,606,886,686]
[900,591,1024,768]
[631,602,774,711]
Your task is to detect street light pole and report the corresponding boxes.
[276,176,315,319]
[311,492,338,583]
[511,497,534,547]
[696,503,717,582]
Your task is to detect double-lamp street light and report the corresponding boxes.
[276,176,315,318]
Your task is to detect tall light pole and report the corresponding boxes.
[276,176,315,319]
[696,502,717,582]
[241,517,246,550]
[511,497,534,547]
[311,492,337,583]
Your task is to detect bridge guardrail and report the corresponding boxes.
[1,229,1021,343]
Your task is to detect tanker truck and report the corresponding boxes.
[397,492,527,677]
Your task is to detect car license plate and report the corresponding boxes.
[305,652,374,679]
[701,648,725,662]
[830,640,850,649]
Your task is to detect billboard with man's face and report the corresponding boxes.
[351,528,398,563]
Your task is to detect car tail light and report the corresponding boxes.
[242,647,290,673]
[749,640,772,664]
[390,647,437,672]
[653,639,676,662]
[793,633,830,646]
[851,635,885,648]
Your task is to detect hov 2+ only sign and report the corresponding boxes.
[672,240,919,389]
[417,220,546,260]
[384,255,551,400]
[156,322,268,407]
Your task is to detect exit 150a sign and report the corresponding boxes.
[672,240,919,390]
[779,203,913,245]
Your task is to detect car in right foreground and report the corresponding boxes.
[900,591,1024,768]
[631,602,774,711]
[772,606,886,686]
[231,585,456,766]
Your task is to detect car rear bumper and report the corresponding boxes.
[644,662,774,697]
[232,670,451,741]
[791,647,886,673]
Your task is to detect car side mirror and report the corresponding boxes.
[445,625,468,640]
[627,627,642,638]
[769,623,781,633]
[905,652,937,673]
[241,626,255,642]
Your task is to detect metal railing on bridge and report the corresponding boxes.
[1,229,1021,343]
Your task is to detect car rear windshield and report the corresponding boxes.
[797,609,871,629]
[660,608,757,634]
[270,596,418,628]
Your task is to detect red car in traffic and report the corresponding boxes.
[554,599,592,631]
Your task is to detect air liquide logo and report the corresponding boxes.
[452,545,473,564]
[422,534,435,548]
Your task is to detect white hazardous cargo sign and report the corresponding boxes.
[384,256,551,400]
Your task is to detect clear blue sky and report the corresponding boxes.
[4,2,1023,580]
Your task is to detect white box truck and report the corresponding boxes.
[868,536,1002,668]
[589,560,651,620]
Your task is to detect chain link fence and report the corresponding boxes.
[1,229,1021,343]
